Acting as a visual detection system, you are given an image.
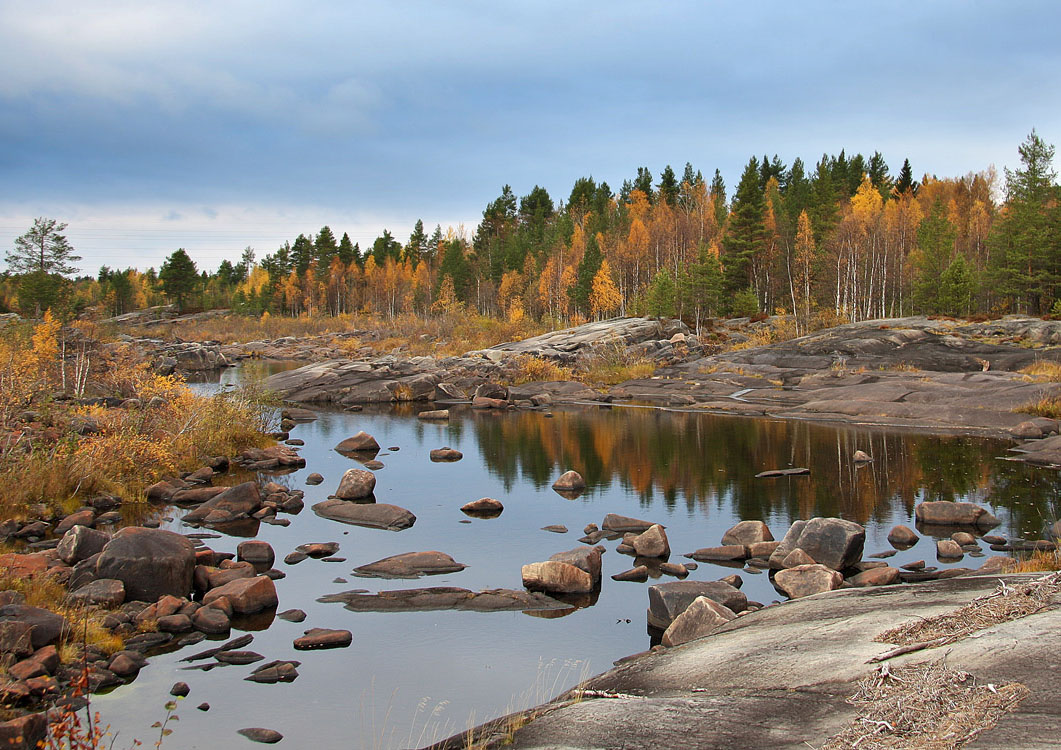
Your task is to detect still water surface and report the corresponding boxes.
[92,363,1060,749]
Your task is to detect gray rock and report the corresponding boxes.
[552,470,585,491]
[647,581,747,630]
[916,501,1000,530]
[237,728,283,744]
[95,527,195,601]
[68,579,125,608]
[887,524,919,547]
[333,469,376,500]
[352,551,466,579]
[601,514,657,533]
[768,518,865,571]
[57,525,111,565]
[773,564,844,598]
[182,482,262,524]
[631,525,670,558]
[721,521,773,546]
[661,596,737,647]
[335,431,380,453]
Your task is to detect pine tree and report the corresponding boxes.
[159,248,200,312]
[645,269,676,317]
[7,217,81,276]
[405,219,428,267]
[723,158,766,295]
[710,169,727,228]
[658,165,679,206]
[314,226,338,270]
[338,233,358,265]
[913,201,957,312]
[894,158,917,197]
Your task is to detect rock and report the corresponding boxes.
[612,566,649,582]
[951,531,978,546]
[237,541,275,568]
[978,556,1018,573]
[747,541,780,558]
[318,586,573,613]
[1011,420,1044,439]
[170,681,190,697]
[335,431,380,453]
[461,498,504,516]
[68,579,125,608]
[306,473,324,485]
[54,509,95,535]
[937,539,965,559]
[601,514,656,533]
[631,525,670,558]
[474,383,509,400]
[108,652,143,678]
[661,596,737,647]
[542,525,568,534]
[768,518,865,571]
[56,525,111,565]
[852,450,872,463]
[754,467,809,478]
[522,561,593,594]
[278,609,306,622]
[417,409,450,420]
[0,620,35,659]
[246,660,300,683]
[334,469,377,500]
[721,521,773,546]
[362,459,384,470]
[847,567,900,586]
[202,576,278,614]
[238,728,283,744]
[95,527,195,601]
[915,501,1000,530]
[647,581,747,630]
[552,471,585,491]
[773,564,844,599]
[0,713,47,750]
[191,606,230,635]
[429,447,463,461]
[887,524,919,547]
[297,542,340,558]
[781,548,817,568]
[312,499,416,531]
[156,614,193,633]
[352,551,466,579]
[215,650,264,665]
[181,482,262,524]
[688,545,747,562]
[548,546,603,585]
[293,628,352,650]
[718,574,743,589]
[660,563,689,578]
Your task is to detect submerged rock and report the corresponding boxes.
[352,551,466,579]
[312,499,416,531]
[319,586,573,613]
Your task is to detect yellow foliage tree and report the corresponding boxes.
[589,260,621,319]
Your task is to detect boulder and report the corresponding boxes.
[95,527,196,601]
[312,499,416,531]
[0,606,68,649]
[56,525,110,566]
[601,514,656,533]
[937,539,964,559]
[548,546,603,585]
[647,581,747,630]
[461,498,504,516]
[352,551,466,579]
[293,628,352,650]
[887,524,918,547]
[202,576,278,614]
[334,469,377,500]
[631,525,670,558]
[335,431,380,453]
[296,542,340,558]
[429,447,463,461]
[768,518,865,571]
[915,501,1000,530]
[474,383,509,400]
[237,541,275,568]
[612,566,649,582]
[847,567,901,586]
[781,549,817,568]
[521,561,593,594]
[417,409,450,420]
[191,606,230,635]
[951,531,977,546]
[661,596,737,647]
[54,509,95,535]
[182,482,262,524]
[552,471,585,491]
[721,520,773,546]
[305,473,324,486]
[0,713,47,750]
[68,579,125,608]
[773,564,844,599]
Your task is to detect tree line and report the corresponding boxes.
[5,131,1059,330]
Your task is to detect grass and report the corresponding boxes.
[1015,395,1061,419]
[502,355,574,385]
[1012,547,1061,572]
[1019,359,1061,382]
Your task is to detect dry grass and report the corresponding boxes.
[1012,547,1061,572]
[818,660,1028,750]
[1018,359,1061,381]
[874,572,1060,647]
[1015,395,1061,419]
[575,344,658,386]
[503,355,574,385]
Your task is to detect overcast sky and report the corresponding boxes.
[1,1,1059,274]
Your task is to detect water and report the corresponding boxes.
[91,362,1060,749]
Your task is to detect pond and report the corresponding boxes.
[93,362,1060,749]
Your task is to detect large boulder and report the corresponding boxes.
[334,469,376,500]
[773,564,844,599]
[68,579,126,608]
[661,596,737,647]
[312,499,416,531]
[521,561,593,594]
[182,482,262,524]
[202,575,278,614]
[647,581,747,630]
[548,546,603,586]
[95,527,196,601]
[721,520,773,546]
[57,526,111,565]
[768,518,865,571]
[915,501,1000,530]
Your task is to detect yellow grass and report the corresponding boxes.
[1015,395,1061,420]
[1012,548,1061,572]
[1019,359,1061,381]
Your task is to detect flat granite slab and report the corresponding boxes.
[427,574,1061,750]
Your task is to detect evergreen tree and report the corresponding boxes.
[290,234,314,275]
[894,158,917,196]
[913,201,957,312]
[658,165,679,206]
[710,169,727,228]
[426,225,444,266]
[569,232,603,313]
[939,254,974,316]
[314,226,339,270]
[633,167,654,202]
[337,232,358,265]
[7,217,81,276]
[723,157,766,295]
[437,239,471,302]
[867,152,892,200]
[159,248,199,312]
[371,230,402,266]
[686,243,724,329]
[405,219,428,267]
[645,269,676,317]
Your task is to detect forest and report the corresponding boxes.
[6,131,1059,335]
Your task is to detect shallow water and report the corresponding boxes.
[91,363,1060,749]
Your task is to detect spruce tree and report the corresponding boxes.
[159,248,200,312]
[722,158,766,295]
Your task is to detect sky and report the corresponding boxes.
[1,1,1059,274]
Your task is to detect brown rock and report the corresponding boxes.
[951,531,977,546]
[521,561,593,594]
[181,482,262,524]
[237,541,275,568]
[773,564,844,599]
[847,567,900,586]
[461,498,504,516]
[334,469,376,500]
[54,509,95,535]
[661,596,737,647]
[335,431,380,453]
[611,566,649,582]
[937,539,964,559]
[631,524,670,558]
[601,514,657,533]
[887,524,919,547]
[293,628,352,650]
[721,520,773,546]
[782,549,816,568]
[688,545,747,562]
[202,576,278,614]
[429,447,463,461]
[552,470,585,491]
[915,501,1000,529]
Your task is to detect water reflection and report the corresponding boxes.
[465,406,1061,536]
